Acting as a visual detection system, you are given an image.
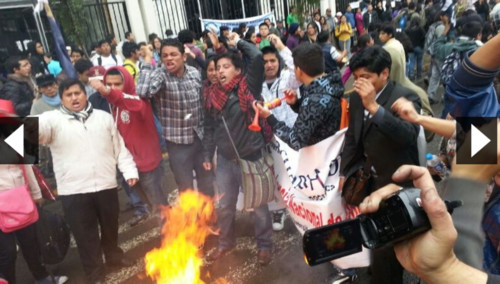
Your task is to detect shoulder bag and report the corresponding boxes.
[342,157,375,206]
[0,165,39,233]
[221,116,276,210]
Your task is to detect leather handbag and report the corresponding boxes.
[0,166,39,233]
[342,158,374,206]
[221,116,276,210]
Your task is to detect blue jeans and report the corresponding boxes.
[216,154,272,251]
[408,46,424,78]
[121,177,149,217]
[134,161,169,213]
[166,136,214,197]
[427,58,443,102]
[339,38,351,58]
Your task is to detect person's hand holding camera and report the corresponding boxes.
[359,165,488,284]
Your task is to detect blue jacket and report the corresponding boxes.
[446,52,500,118]
[345,12,356,30]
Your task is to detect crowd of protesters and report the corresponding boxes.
[1,0,500,283]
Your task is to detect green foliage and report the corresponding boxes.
[294,0,321,25]
[52,0,88,55]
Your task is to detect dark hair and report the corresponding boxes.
[244,27,256,41]
[165,29,173,37]
[74,59,93,74]
[379,23,395,37]
[220,26,229,33]
[290,5,295,12]
[177,29,195,44]
[314,12,320,17]
[307,22,319,33]
[161,38,184,54]
[58,78,86,97]
[259,22,269,29]
[292,42,324,77]
[148,33,158,42]
[122,42,139,58]
[105,68,122,77]
[27,41,39,55]
[105,34,115,43]
[461,21,482,38]
[356,34,373,50]
[317,31,331,44]
[5,55,28,74]
[261,45,279,57]
[137,41,147,49]
[408,2,416,10]
[395,32,414,56]
[215,51,243,71]
[98,40,109,47]
[205,56,217,71]
[349,46,392,74]
[386,2,392,9]
[125,31,132,39]
[71,49,83,57]
[239,23,247,29]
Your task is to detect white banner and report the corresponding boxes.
[270,129,371,269]
[201,12,276,34]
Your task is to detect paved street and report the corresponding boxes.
[15,79,444,284]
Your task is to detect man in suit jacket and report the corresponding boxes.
[363,4,379,30]
[340,46,421,284]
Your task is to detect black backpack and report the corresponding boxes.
[441,46,478,85]
[36,208,71,265]
[97,53,118,66]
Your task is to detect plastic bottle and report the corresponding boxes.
[426,153,447,177]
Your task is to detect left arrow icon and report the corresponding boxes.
[5,124,24,157]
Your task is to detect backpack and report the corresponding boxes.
[398,14,407,29]
[424,22,443,55]
[440,46,478,85]
[123,63,137,80]
[97,53,118,66]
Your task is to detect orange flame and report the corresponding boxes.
[145,190,215,284]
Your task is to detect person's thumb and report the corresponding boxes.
[421,188,457,244]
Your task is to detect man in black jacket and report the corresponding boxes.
[363,4,380,30]
[255,42,344,150]
[0,56,35,116]
[340,46,421,284]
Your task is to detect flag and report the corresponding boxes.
[36,1,78,79]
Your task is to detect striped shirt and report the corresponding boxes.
[136,63,204,144]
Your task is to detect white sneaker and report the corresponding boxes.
[54,276,69,284]
[272,210,286,231]
[330,273,357,284]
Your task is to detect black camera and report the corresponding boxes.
[302,188,462,266]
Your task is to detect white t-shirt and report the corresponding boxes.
[92,54,123,69]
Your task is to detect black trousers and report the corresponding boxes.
[0,221,49,284]
[166,135,214,197]
[60,188,123,282]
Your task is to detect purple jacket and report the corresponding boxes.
[286,35,300,50]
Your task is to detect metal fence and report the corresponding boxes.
[77,0,131,50]
[153,0,323,36]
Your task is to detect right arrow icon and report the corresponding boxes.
[471,124,491,157]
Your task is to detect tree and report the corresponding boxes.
[52,0,89,56]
